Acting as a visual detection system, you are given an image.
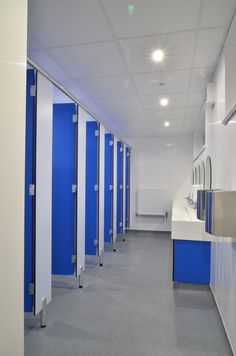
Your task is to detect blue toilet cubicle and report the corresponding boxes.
[24,69,36,313]
[117,141,123,236]
[85,121,100,256]
[52,103,78,276]
[104,133,113,243]
[125,147,130,229]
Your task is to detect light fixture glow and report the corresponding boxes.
[164,121,170,127]
[160,98,169,107]
[152,49,164,62]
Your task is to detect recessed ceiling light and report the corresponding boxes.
[164,121,170,127]
[152,49,164,62]
[160,98,169,107]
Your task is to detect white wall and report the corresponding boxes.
[128,136,193,231]
[0,1,27,355]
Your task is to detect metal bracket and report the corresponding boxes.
[94,184,99,192]
[109,184,113,191]
[28,283,34,296]
[29,184,35,196]
[95,129,100,137]
[40,297,47,328]
[99,248,103,267]
[30,85,36,97]
[72,184,77,193]
[79,265,83,288]
[94,239,98,247]
[109,140,114,146]
[71,255,77,264]
[72,114,78,123]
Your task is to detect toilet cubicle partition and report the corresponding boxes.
[104,133,114,244]
[125,147,130,229]
[24,69,53,318]
[85,120,100,256]
[52,103,78,277]
[117,141,124,237]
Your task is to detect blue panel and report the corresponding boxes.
[104,133,113,243]
[52,104,76,275]
[117,141,123,234]
[173,240,211,284]
[125,147,129,228]
[85,121,99,255]
[24,69,35,312]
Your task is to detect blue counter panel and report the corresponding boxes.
[24,69,35,312]
[85,121,99,255]
[104,133,113,243]
[52,103,76,276]
[125,147,129,228]
[173,240,211,284]
[117,141,123,234]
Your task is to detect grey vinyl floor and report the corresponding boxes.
[25,231,233,356]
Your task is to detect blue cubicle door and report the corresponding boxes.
[117,141,123,234]
[173,240,211,284]
[24,69,36,312]
[85,121,99,255]
[125,147,130,228]
[52,103,77,276]
[104,133,113,243]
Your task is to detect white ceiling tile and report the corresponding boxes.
[59,80,90,100]
[28,50,71,80]
[140,93,187,110]
[120,31,196,73]
[28,0,113,47]
[48,42,127,78]
[94,96,143,112]
[184,108,201,126]
[200,0,235,28]
[53,87,74,103]
[132,70,191,95]
[146,109,185,121]
[194,28,226,67]
[190,68,211,92]
[102,0,201,37]
[187,91,205,107]
[78,76,136,98]
[27,34,42,51]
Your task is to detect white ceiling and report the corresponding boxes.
[28,0,236,138]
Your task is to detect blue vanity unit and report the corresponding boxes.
[172,199,212,285]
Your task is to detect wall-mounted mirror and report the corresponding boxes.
[194,167,198,184]
[200,161,205,187]
[197,165,201,184]
[205,156,212,189]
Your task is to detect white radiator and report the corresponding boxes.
[136,189,168,217]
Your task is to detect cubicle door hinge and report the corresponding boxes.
[94,184,99,192]
[109,185,113,191]
[71,255,77,264]
[72,114,78,123]
[120,147,123,152]
[29,283,34,296]
[29,184,35,196]
[30,85,36,97]
[94,239,98,247]
[95,130,100,137]
[109,140,114,146]
[72,184,77,193]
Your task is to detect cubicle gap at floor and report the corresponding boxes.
[52,99,78,282]
[85,120,99,258]
[104,133,114,245]
[117,141,124,237]
[24,68,37,313]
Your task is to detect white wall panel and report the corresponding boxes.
[113,137,118,239]
[99,125,105,252]
[0,1,27,355]
[35,74,53,315]
[77,107,86,273]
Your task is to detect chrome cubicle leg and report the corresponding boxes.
[40,297,47,328]
[113,235,117,252]
[99,248,104,267]
[79,265,83,288]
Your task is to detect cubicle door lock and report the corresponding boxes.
[94,184,99,192]
[29,184,35,196]
[109,140,114,146]
[94,239,98,246]
[120,184,123,190]
[72,114,78,123]
[72,184,77,193]
[109,185,113,191]
[71,255,77,264]
[109,229,113,235]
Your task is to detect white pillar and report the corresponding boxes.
[99,125,105,254]
[113,137,118,240]
[0,1,27,355]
